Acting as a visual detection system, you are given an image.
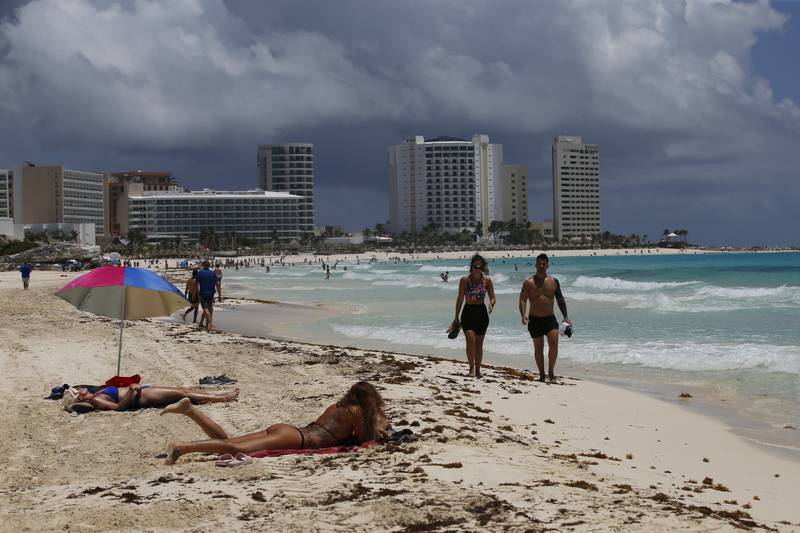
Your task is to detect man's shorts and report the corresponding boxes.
[528,315,559,338]
[22,277,30,287]
[200,294,214,310]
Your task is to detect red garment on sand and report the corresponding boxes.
[248,440,377,458]
[105,374,142,387]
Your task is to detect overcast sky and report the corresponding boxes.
[1,0,798,245]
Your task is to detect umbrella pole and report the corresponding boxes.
[117,285,126,376]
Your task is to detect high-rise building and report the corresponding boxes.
[126,188,301,243]
[388,135,502,235]
[552,136,600,241]
[499,165,528,224]
[0,169,11,218]
[12,165,108,236]
[257,143,314,235]
[108,171,181,236]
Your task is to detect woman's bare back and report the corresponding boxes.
[303,404,366,447]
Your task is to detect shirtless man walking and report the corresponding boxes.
[519,253,572,382]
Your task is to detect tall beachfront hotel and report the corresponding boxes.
[552,136,600,241]
[388,135,503,235]
[257,143,315,234]
[12,165,108,236]
[499,164,528,224]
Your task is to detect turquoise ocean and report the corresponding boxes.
[224,252,800,448]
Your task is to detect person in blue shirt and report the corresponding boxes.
[20,262,33,290]
[196,260,217,331]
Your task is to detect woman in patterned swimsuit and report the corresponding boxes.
[453,254,496,378]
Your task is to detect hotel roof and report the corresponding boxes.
[128,188,302,200]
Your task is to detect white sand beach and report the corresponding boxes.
[1,270,799,531]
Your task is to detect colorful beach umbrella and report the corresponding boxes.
[56,266,188,375]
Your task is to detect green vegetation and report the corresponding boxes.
[0,240,39,256]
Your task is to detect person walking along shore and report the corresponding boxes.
[453,254,496,378]
[182,269,200,323]
[20,262,32,290]
[196,261,217,332]
[519,253,572,382]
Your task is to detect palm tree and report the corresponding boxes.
[198,227,217,250]
[127,229,146,253]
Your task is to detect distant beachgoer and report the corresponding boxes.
[214,263,223,303]
[444,271,449,282]
[20,262,32,290]
[161,381,388,465]
[453,254,496,378]
[64,384,239,412]
[197,260,217,331]
[518,253,572,382]
[325,266,331,280]
[182,269,200,323]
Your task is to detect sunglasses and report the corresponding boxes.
[470,264,482,270]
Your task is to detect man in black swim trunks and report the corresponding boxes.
[518,253,572,382]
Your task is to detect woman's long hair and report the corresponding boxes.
[469,253,489,275]
[337,381,386,440]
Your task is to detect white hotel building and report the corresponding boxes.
[257,143,315,235]
[388,135,503,235]
[552,136,600,241]
[0,169,10,218]
[126,187,302,242]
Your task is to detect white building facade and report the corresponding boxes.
[127,189,302,242]
[0,169,10,218]
[388,135,503,235]
[552,136,600,241]
[257,143,314,235]
[499,164,528,224]
[60,169,107,234]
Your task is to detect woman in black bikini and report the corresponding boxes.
[453,254,496,378]
[161,381,388,464]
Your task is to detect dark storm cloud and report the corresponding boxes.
[0,0,798,244]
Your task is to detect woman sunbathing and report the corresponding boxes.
[161,381,387,464]
[64,384,239,412]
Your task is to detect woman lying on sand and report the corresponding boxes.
[64,384,239,412]
[161,381,387,464]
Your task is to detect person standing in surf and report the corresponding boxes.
[453,254,496,378]
[519,253,572,382]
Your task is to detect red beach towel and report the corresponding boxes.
[248,440,377,458]
[105,374,142,387]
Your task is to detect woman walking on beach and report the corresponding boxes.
[161,381,388,464]
[182,269,200,323]
[453,254,496,378]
